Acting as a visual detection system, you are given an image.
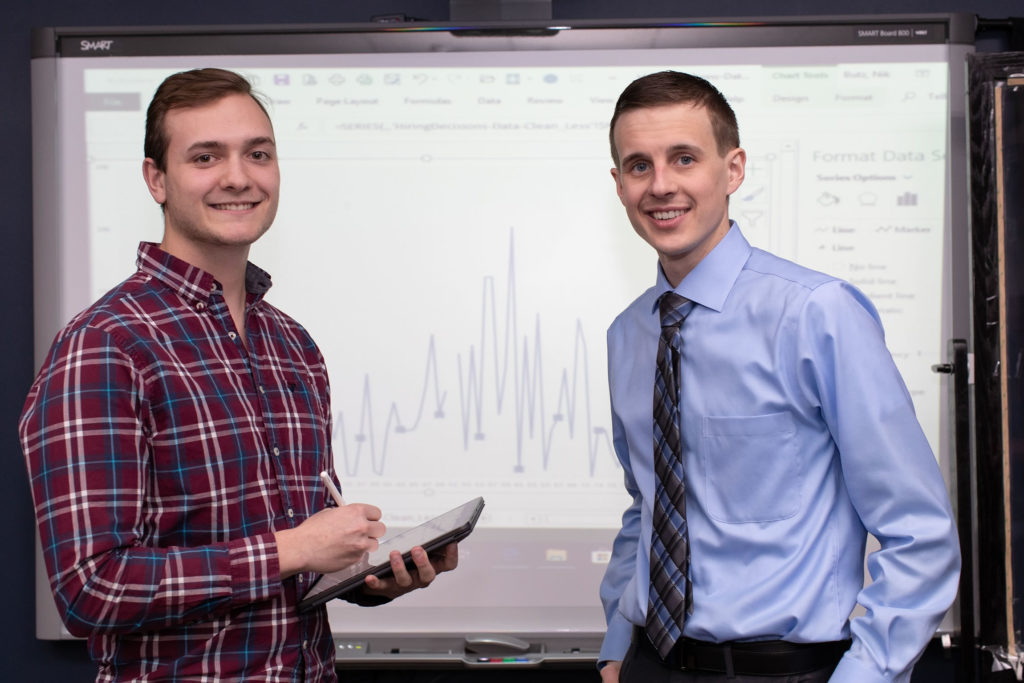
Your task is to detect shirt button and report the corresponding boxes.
[273,446,280,456]
[196,302,206,311]
[228,331,237,340]
[302,640,309,650]
[287,508,295,518]
[297,574,304,584]
[258,385,266,394]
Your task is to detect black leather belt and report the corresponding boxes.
[633,626,851,676]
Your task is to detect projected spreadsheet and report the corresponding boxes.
[76,53,949,530]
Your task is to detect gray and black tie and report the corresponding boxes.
[646,291,693,659]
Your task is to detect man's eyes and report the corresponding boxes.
[628,156,694,174]
[190,151,273,164]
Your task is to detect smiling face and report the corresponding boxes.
[142,92,280,266]
[611,102,745,287]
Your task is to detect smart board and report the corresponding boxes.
[30,15,973,661]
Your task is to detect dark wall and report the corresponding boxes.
[2,1,1018,679]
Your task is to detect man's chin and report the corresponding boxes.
[166,225,273,252]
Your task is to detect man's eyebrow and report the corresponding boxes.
[185,140,225,154]
[184,136,276,154]
[246,136,276,148]
[619,151,650,168]
[620,143,705,168]
[666,143,704,156]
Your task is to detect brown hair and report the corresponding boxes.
[609,70,740,167]
[145,68,271,171]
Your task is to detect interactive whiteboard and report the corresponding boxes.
[30,15,973,662]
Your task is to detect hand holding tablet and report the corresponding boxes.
[362,541,460,598]
[298,496,485,612]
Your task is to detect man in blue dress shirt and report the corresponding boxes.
[598,71,960,682]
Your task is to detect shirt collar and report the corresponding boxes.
[135,242,273,305]
[651,221,750,314]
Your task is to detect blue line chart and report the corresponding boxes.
[333,229,616,478]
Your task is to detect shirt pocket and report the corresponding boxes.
[700,412,800,524]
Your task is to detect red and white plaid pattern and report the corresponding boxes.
[21,243,339,682]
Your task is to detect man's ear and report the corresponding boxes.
[725,147,746,196]
[610,166,625,204]
[142,158,167,205]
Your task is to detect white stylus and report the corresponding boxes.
[319,470,347,507]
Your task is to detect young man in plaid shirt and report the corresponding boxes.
[20,68,458,682]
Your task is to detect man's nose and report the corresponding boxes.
[648,164,677,197]
[219,155,251,190]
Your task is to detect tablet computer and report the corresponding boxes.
[298,496,485,612]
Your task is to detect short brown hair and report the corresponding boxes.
[145,68,271,171]
[609,70,740,167]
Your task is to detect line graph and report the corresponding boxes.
[333,229,615,478]
[333,335,447,477]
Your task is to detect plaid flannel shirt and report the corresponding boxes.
[20,242,339,681]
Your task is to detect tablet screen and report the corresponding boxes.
[298,496,485,612]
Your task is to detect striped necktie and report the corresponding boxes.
[646,291,693,658]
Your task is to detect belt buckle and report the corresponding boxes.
[673,638,732,676]
[672,639,699,672]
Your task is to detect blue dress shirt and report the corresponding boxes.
[599,224,960,682]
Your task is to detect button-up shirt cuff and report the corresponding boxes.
[598,613,634,665]
[228,533,281,604]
